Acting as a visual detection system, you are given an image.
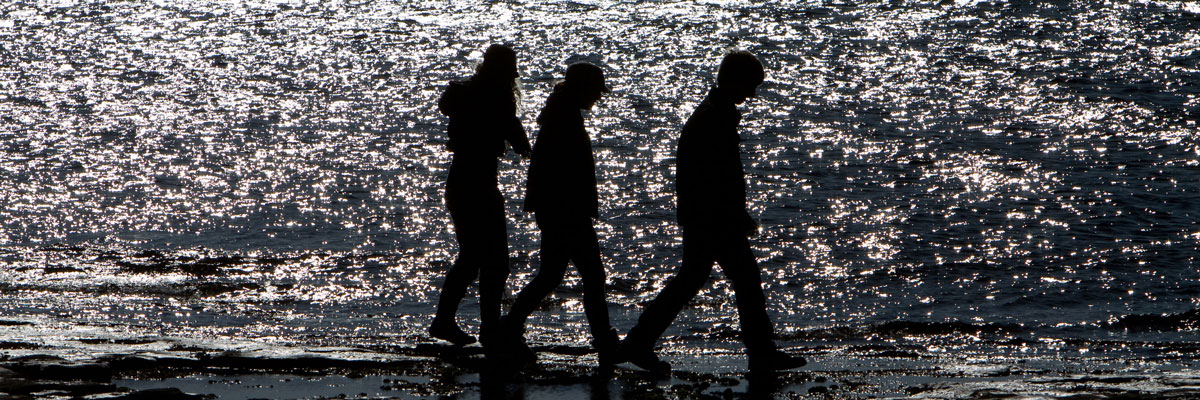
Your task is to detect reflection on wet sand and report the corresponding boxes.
[2,0,1199,398]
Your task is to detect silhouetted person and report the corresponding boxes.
[617,51,806,374]
[429,44,532,350]
[499,62,619,367]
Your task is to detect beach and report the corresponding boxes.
[4,314,1200,399]
[2,0,1199,398]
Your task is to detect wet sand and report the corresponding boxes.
[3,321,1200,400]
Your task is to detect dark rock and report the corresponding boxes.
[101,355,160,372]
[538,344,591,356]
[43,266,84,274]
[202,353,397,373]
[3,381,116,396]
[111,354,202,373]
[9,355,66,363]
[0,342,40,350]
[0,375,30,391]
[3,361,112,382]
[112,387,212,399]
[716,377,740,386]
[77,338,157,345]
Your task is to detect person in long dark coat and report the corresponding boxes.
[617,51,807,375]
[429,44,531,350]
[500,62,619,367]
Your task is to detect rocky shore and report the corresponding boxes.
[0,341,839,399]
[4,341,1200,399]
[3,317,1200,399]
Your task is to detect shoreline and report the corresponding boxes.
[3,335,1200,399]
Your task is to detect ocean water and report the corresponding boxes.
[2,0,1199,395]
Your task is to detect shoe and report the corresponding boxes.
[429,320,476,346]
[592,328,619,367]
[626,350,670,375]
[617,340,670,375]
[747,350,807,372]
[491,315,535,364]
[507,335,537,365]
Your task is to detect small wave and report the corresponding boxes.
[117,253,278,276]
[783,320,1022,341]
[0,280,261,298]
[1105,309,1200,332]
[868,320,1022,336]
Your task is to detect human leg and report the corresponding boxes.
[714,234,775,353]
[569,221,618,364]
[619,229,715,372]
[505,220,571,333]
[430,196,489,345]
[716,234,806,372]
[475,200,510,349]
[430,253,480,345]
[569,221,613,337]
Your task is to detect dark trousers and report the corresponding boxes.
[433,187,509,341]
[506,215,613,340]
[623,228,777,355]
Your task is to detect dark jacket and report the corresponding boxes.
[438,79,531,159]
[523,89,599,220]
[675,86,754,233]
[438,79,531,197]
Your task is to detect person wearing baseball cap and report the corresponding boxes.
[500,62,618,369]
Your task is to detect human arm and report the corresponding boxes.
[507,116,532,158]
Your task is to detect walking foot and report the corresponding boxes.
[626,350,670,375]
[506,335,537,365]
[480,316,535,364]
[429,320,476,346]
[617,340,670,375]
[592,328,620,368]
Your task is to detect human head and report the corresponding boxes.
[716,51,765,104]
[564,62,610,109]
[476,44,518,81]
